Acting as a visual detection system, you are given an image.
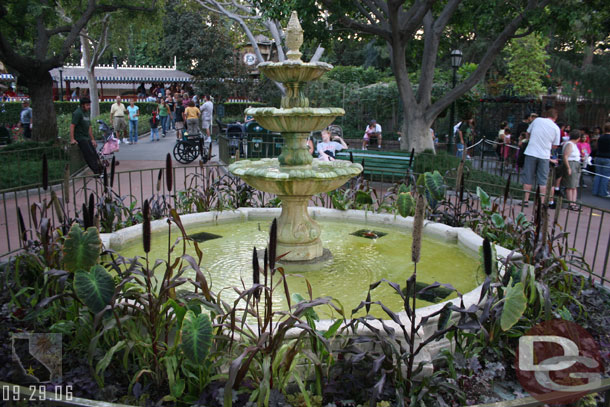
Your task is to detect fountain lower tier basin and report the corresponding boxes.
[229,158,363,195]
[244,107,345,133]
[104,209,499,319]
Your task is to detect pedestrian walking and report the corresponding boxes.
[158,99,171,137]
[19,100,32,139]
[127,100,140,144]
[149,111,160,142]
[592,122,610,198]
[201,95,213,142]
[110,96,128,144]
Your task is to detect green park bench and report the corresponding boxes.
[335,149,413,179]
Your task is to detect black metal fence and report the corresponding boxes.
[1,160,608,283]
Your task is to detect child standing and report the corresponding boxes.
[149,111,160,142]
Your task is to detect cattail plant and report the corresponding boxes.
[82,203,90,229]
[252,247,260,300]
[405,192,426,397]
[268,218,277,272]
[63,164,70,204]
[103,167,108,190]
[110,156,116,188]
[165,153,173,192]
[156,169,163,192]
[142,199,151,254]
[42,153,48,191]
[409,148,415,168]
[88,193,95,229]
[412,193,425,264]
[17,207,27,244]
[483,238,493,276]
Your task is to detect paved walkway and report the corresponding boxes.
[1,131,608,282]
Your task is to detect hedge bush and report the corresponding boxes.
[1,101,159,125]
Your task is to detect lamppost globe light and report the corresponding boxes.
[451,49,463,68]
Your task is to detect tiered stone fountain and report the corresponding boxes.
[229,11,363,263]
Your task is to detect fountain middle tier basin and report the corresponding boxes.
[244,107,345,133]
[229,158,363,195]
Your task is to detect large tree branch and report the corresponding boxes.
[319,0,391,41]
[398,0,435,36]
[354,0,385,27]
[426,0,551,121]
[265,20,285,61]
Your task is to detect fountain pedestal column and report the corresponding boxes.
[276,195,322,261]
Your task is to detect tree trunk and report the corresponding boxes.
[25,72,58,142]
[87,69,100,118]
[401,115,435,153]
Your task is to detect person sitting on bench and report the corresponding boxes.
[362,119,382,150]
[317,129,347,161]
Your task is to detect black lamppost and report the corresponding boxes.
[447,49,463,154]
[59,68,63,101]
[112,55,118,70]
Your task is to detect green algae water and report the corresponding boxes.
[119,220,483,318]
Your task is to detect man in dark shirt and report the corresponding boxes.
[70,97,101,175]
[592,122,610,197]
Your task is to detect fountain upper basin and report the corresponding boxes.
[258,60,332,83]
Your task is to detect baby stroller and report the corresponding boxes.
[97,120,120,168]
[226,123,245,157]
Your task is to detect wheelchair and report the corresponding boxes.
[172,132,213,164]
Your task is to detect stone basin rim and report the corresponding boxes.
[100,207,519,331]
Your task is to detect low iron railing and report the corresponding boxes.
[1,160,608,282]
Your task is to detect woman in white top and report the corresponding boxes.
[561,129,582,210]
[317,129,347,161]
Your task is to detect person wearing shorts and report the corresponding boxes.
[362,119,382,149]
[560,129,583,210]
[521,108,561,206]
[201,95,213,142]
[110,96,128,144]
[184,100,201,135]
[174,97,185,139]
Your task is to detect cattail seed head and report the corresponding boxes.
[63,164,70,204]
[110,156,116,188]
[103,167,108,190]
[269,219,277,272]
[252,247,260,299]
[17,207,26,243]
[483,238,493,276]
[156,169,163,192]
[42,153,48,191]
[412,193,425,264]
[82,203,90,229]
[166,153,173,192]
[88,193,95,229]
[142,199,151,253]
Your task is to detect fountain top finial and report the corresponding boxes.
[285,11,304,61]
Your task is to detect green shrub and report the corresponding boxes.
[0,101,159,125]
[414,151,523,198]
[57,113,152,143]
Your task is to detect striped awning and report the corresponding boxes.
[61,75,192,83]
[0,73,15,82]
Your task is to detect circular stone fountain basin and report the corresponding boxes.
[244,107,345,133]
[101,208,510,319]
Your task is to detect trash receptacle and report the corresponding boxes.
[245,121,282,158]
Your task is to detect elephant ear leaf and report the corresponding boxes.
[63,223,102,272]
[397,193,415,218]
[355,190,373,205]
[398,183,410,194]
[477,187,491,210]
[424,171,446,201]
[500,281,527,331]
[74,265,115,314]
[180,310,212,364]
